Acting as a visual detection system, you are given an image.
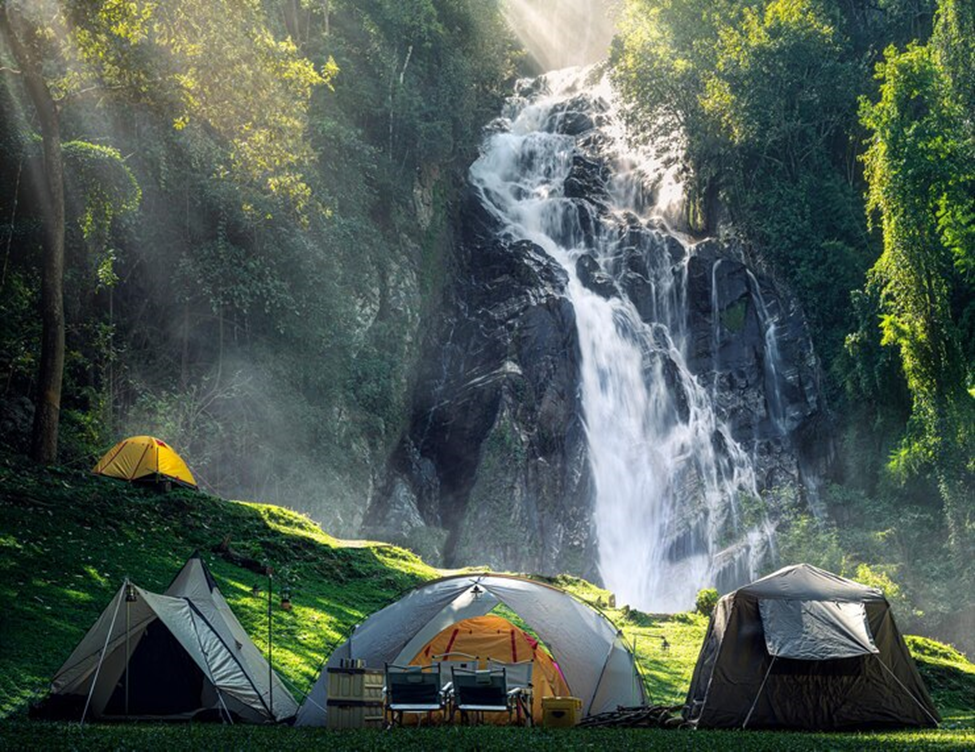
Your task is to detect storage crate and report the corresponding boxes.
[326,699,385,729]
[325,667,385,729]
[542,696,582,728]
[326,667,384,704]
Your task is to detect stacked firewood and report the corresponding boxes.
[578,705,689,729]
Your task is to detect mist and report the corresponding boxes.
[502,0,620,71]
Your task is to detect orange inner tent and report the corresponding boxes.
[408,614,570,723]
[92,435,197,488]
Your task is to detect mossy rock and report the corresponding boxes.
[720,297,748,333]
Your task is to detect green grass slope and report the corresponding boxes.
[0,455,438,715]
[1,454,973,750]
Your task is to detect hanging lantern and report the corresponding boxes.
[125,583,138,602]
[251,582,261,597]
[470,584,484,601]
[280,586,292,611]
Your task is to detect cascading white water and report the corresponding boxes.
[746,269,786,434]
[469,67,774,611]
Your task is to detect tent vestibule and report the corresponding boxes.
[406,614,570,723]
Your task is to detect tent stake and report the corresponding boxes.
[81,584,124,726]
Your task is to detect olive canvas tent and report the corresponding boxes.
[684,563,940,730]
[93,435,197,488]
[295,573,645,726]
[44,554,296,723]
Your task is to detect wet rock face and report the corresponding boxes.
[576,254,616,299]
[362,192,597,578]
[365,71,831,586]
[682,242,829,496]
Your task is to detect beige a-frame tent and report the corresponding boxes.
[296,573,645,726]
[44,554,297,723]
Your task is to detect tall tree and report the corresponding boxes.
[0,0,330,463]
[0,2,65,464]
[860,3,974,559]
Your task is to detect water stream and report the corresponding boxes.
[469,67,776,611]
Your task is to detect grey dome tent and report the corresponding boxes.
[684,563,940,730]
[296,573,645,726]
[44,554,297,723]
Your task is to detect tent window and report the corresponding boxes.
[758,599,879,661]
[103,621,206,716]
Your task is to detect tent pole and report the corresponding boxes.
[267,566,273,719]
[876,657,940,726]
[124,590,130,718]
[587,633,619,717]
[187,603,234,724]
[81,584,124,726]
[742,655,775,729]
[631,633,646,706]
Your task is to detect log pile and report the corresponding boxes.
[578,705,688,729]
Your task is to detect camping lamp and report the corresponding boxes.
[125,583,138,602]
[251,582,261,597]
[470,584,484,601]
[281,586,292,611]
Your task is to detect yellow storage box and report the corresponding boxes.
[542,696,582,727]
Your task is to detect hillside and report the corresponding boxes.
[0,455,438,715]
[1,456,973,733]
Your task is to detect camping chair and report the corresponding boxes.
[432,652,478,720]
[449,665,514,725]
[383,663,445,727]
[431,653,478,692]
[488,659,534,726]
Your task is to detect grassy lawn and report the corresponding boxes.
[1,455,973,749]
[1,722,973,751]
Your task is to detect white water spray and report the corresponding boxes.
[470,67,775,611]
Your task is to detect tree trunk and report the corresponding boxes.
[0,7,66,464]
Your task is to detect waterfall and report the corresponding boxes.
[746,269,786,435]
[469,67,774,612]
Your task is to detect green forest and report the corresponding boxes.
[0,0,521,532]
[0,0,972,714]
[612,0,973,647]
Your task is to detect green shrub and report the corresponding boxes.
[696,587,719,617]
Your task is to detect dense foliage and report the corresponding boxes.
[860,2,974,562]
[611,0,972,643]
[0,0,520,531]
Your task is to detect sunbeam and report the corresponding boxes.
[501,0,619,71]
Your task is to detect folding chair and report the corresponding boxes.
[450,665,513,725]
[383,663,444,727]
[431,653,478,692]
[488,659,534,726]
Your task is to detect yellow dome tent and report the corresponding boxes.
[408,614,570,724]
[93,436,197,488]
